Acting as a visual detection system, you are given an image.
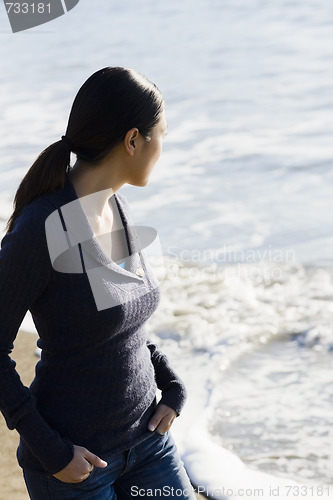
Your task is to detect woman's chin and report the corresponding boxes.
[128,178,150,187]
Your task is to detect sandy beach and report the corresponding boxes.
[0,331,205,500]
[0,331,34,500]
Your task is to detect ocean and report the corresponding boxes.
[0,1,332,498]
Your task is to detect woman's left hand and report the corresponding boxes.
[148,404,177,434]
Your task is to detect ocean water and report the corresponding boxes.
[146,259,333,493]
[0,0,333,498]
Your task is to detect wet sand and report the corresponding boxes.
[0,331,205,500]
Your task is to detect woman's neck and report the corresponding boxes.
[68,158,125,215]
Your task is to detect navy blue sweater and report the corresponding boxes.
[0,177,186,474]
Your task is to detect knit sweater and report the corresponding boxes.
[0,176,186,475]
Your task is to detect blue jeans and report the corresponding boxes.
[23,431,197,500]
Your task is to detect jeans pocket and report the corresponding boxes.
[156,429,169,438]
[48,466,96,487]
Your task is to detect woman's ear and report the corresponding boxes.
[124,128,139,156]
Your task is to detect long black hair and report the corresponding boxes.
[6,67,164,233]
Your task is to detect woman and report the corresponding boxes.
[0,67,196,499]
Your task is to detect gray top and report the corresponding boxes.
[0,176,187,474]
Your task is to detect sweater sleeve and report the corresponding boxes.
[0,204,74,474]
[117,192,187,414]
[146,339,187,415]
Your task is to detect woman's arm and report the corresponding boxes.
[146,339,187,415]
[146,339,187,433]
[0,203,74,474]
[117,192,187,430]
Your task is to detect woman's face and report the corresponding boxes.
[128,109,168,187]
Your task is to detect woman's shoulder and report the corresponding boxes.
[1,202,51,261]
[15,178,77,228]
[14,194,60,233]
[3,181,73,247]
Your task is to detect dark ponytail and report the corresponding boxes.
[6,67,164,233]
[6,140,71,233]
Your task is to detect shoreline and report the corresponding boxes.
[0,330,207,500]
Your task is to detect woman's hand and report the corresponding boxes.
[52,445,107,484]
[148,403,177,434]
